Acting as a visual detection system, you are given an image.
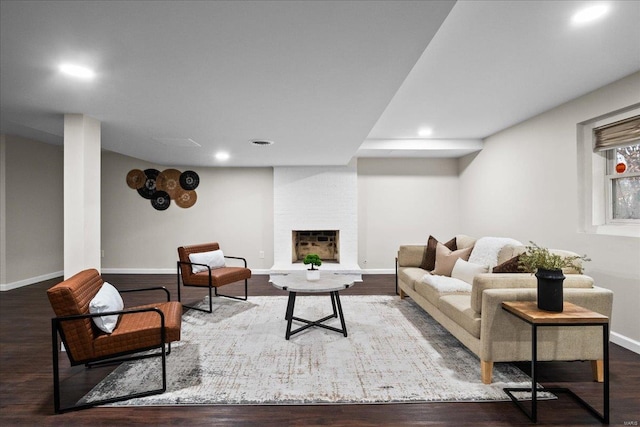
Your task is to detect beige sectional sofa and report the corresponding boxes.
[396,235,613,384]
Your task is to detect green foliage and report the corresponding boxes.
[518,242,589,274]
[303,254,322,270]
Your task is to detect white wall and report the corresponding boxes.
[459,71,640,348]
[101,151,274,273]
[0,135,64,289]
[358,158,461,270]
[273,164,359,270]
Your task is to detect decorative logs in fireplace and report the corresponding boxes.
[292,230,339,263]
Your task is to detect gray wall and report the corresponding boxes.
[357,158,460,270]
[459,71,640,346]
[101,151,274,272]
[0,135,64,288]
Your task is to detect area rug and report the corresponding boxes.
[80,295,544,406]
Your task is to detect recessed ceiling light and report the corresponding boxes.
[418,127,433,137]
[572,4,609,24]
[59,63,95,79]
[215,151,230,161]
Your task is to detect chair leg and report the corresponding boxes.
[51,324,170,414]
[214,279,248,301]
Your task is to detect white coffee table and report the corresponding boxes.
[269,272,360,340]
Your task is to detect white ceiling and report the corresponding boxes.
[1,1,639,167]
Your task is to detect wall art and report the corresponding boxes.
[126,168,199,210]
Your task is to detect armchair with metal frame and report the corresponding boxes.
[47,268,182,413]
[177,242,251,313]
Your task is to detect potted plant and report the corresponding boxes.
[518,242,590,312]
[303,254,322,281]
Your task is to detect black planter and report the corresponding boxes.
[535,268,565,312]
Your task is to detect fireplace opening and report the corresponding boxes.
[292,230,339,263]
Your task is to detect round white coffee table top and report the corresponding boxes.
[269,271,361,293]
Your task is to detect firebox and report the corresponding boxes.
[292,230,339,263]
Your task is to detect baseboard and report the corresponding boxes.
[98,268,394,275]
[610,331,640,355]
[101,268,273,275]
[0,270,63,291]
[361,268,395,275]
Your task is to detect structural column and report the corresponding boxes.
[63,114,101,278]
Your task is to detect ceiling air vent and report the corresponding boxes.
[250,139,274,146]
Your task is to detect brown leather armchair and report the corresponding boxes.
[47,268,182,413]
[177,242,251,313]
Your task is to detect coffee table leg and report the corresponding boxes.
[330,292,338,318]
[285,292,297,340]
[333,291,347,337]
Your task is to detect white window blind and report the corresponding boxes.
[593,115,640,151]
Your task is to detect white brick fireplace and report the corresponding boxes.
[272,164,360,273]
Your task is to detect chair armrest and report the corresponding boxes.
[224,255,248,268]
[53,306,165,325]
[120,286,171,302]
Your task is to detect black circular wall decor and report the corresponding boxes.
[127,168,198,210]
[179,170,200,190]
[137,168,160,199]
[151,191,171,211]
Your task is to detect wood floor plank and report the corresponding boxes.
[1,274,638,426]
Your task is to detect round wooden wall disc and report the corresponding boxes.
[175,190,197,208]
[156,169,181,198]
[126,169,146,189]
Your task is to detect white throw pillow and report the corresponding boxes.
[451,258,489,285]
[189,249,226,273]
[421,274,472,293]
[89,282,124,334]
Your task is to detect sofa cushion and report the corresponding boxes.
[452,259,489,284]
[422,274,472,292]
[414,275,471,307]
[432,243,473,276]
[438,294,481,339]
[398,267,426,291]
[421,235,456,271]
[455,234,477,250]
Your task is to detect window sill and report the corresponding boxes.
[591,224,640,238]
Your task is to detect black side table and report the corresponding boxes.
[502,301,609,424]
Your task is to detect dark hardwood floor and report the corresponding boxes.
[1,273,639,426]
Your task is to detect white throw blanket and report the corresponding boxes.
[422,274,471,293]
[468,237,522,270]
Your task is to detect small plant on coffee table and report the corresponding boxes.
[303,254,322,270]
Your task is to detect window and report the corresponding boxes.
[594,115,640,224]
[578,107,640,237]
[606,143,640,221]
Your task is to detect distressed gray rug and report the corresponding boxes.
[80,295,541,406]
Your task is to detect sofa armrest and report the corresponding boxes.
[471,273,594,313]
[397,245,426,268]
[479,286,613,361]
